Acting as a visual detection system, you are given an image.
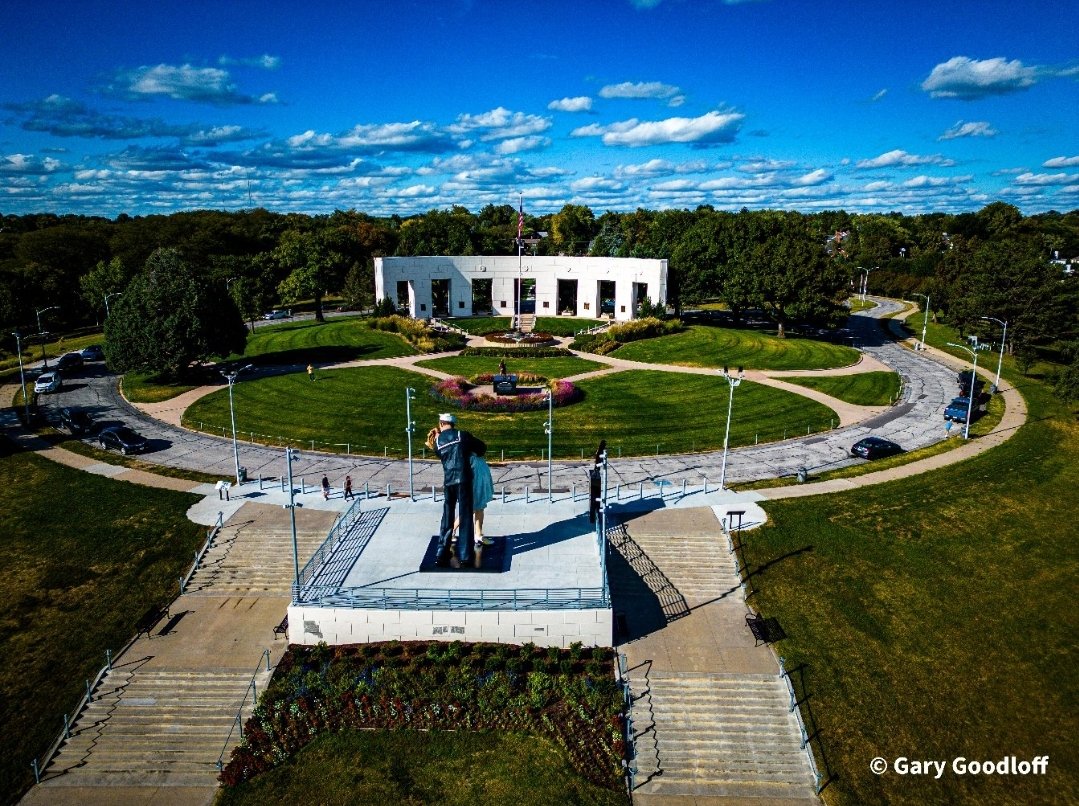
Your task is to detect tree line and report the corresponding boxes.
[1,202,1076,386]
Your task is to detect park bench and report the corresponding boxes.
[273,615,289,639]
[135,603,170,639]
[746,612,769,646]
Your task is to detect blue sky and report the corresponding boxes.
[2,0,1077,218]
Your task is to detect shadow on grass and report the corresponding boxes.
[247,343,391,367]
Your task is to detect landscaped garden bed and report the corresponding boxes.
[432,373,582,413]
[219,641,626,793]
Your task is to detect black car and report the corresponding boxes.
[850,436,904,460]
[56,352,84,372]
[59,407,93,435]
[98,425,148,455]
[80,344,105,361]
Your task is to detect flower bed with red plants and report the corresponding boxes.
[432,375,582,413]
[219,641,626,792]
[484,331,557,346]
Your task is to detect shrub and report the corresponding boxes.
[370,315,466,353]
[460,346,574,359]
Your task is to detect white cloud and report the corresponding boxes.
[599,81,681,101]
[870,88,888,102]
[0,153,63,174]
[111,63,275,105]
[1044,156,1079,168]
[901,175,972,188]
[572,110,743,147]
[570,177,624,192]
[939,120,998,140]
[449,107,551,140]
[921,56,1037,99]
[615,159,713,177]
[495,136,550,155]
[1014,172,1078,186]
[792,168,832,186]
[856,149,956,169]
[548,96,592,112]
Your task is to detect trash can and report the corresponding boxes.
[796,468,808,483]
[237,466,248,484]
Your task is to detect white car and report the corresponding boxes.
[35,371,62,393]
[263,309,291,320]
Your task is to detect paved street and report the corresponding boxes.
[25,300,967,493]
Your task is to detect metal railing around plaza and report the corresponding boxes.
[293,584,610,611]
[215,649,272,773]
[179,510,224,594]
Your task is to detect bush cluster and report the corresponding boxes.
[220,641,625,791]
[461,346,574,359]
[370,315,466,353]
[570,317,683,355]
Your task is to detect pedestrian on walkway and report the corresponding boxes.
[307,363,315,381]
[322,475,330,500]
[344,475,354,500]
[498,358,506,377]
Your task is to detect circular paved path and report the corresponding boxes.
[14,298,1023,497]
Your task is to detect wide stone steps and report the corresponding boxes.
[184,525,324,592]
[46,667,266,783]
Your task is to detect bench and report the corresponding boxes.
[135,603,170,639]
[273,615,289,639]
[746,612,769,646]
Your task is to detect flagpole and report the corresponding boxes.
[516,194,522,332]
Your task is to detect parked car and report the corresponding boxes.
[59,406,93,435]
[80,344,105,361]
[944,396,985,423]
[263,309,291,320]
[98,425,148,455]
[34,371,62,393]
[56,352,84,372]
[850,436,904,460]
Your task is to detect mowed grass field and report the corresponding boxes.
[416,354,608,379]
[235,316,416,364]
[611,324,860,370]
[0,448,202,802]
[782,371,902,406]
[183,366,838,459]
[746,363,1079,804]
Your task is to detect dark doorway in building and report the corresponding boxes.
[599,280,616,316]
[635,282,649,314]
[516,278,536,314]
[431,279,450,317]
[395,280,410,312]
[472,279,492,315]
[557,279,578,315]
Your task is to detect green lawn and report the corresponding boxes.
[236,315,416,364]
[745,358,1078,803]
[610,324,860,370]
[0,447,203,803]
[182,366,838,460]
[216,729,626,806]
[437,316,598,337]
[416,354,608,379]
[782,371,902,406]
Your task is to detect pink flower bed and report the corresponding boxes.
[432,376,581,413]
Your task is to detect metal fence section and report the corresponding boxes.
[294,585,610,611]
[778,655,827,793]
[179,510,224,594]
[215,649,272,773]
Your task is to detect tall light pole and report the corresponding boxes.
[860,267,875,303]
[35,305,59,368]
[543,387,553,500]
[405,387,416,499]
[912,293,930,351]
[104,292,123,317]
[718,367,744,489]
[981,316,1008,392]
[946,342,986,439]
[11,331,30,422]
[220,364,253,485]
[285,447,301,594]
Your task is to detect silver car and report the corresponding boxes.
[34,371,62,393]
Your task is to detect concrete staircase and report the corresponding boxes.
[517,313,535,333]
[614,507,819,804]
[628,671,815,801]
[45,666,270,788]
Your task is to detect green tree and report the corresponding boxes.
[104,248,247,379]
[273,229,348,322]
[549,204,596,255]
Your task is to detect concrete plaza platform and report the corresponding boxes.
[283,486,767,648]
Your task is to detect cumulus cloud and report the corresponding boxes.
[856,149,956,169]
[792,168,832,186]
[921,56,1037,99]
[571,176,625,192]
[279,120,455,155]
[0,153,64,174]
[449,107,551,141]
[571,110,743,147]
[1014,171,1077,186]
[939,120,998,140]
[548,96,592,112]
[495,136,550,155]
[901,175,972,188]
[599,81,682,101]
[218,54,281,70]
[104,146,208,172]
[107,63,276,105]
[1044,156,1079,168]
[615,159,713,177]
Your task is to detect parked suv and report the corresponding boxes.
[56,352,84,372]
[34,371,62,393]
[98,425,148,455]
[59,406,93,435]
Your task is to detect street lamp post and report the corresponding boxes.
[405,387,416,499]
[104,292,123,317]
[718,367,745,489]
[220,364,253,485]
[11,331,30,422]
[912,293,930,351]
[35,306,59,368]
[946,342,986,439]
[980,316,1008,392]
[860,267,875,303]
[285,447,301,594]
[543,388,553,500]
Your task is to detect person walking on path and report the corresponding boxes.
[498,358,506,377]
[344,475,354,500]
[307,364,315,381]
[321,475,330,500]
[427,413,487,569]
